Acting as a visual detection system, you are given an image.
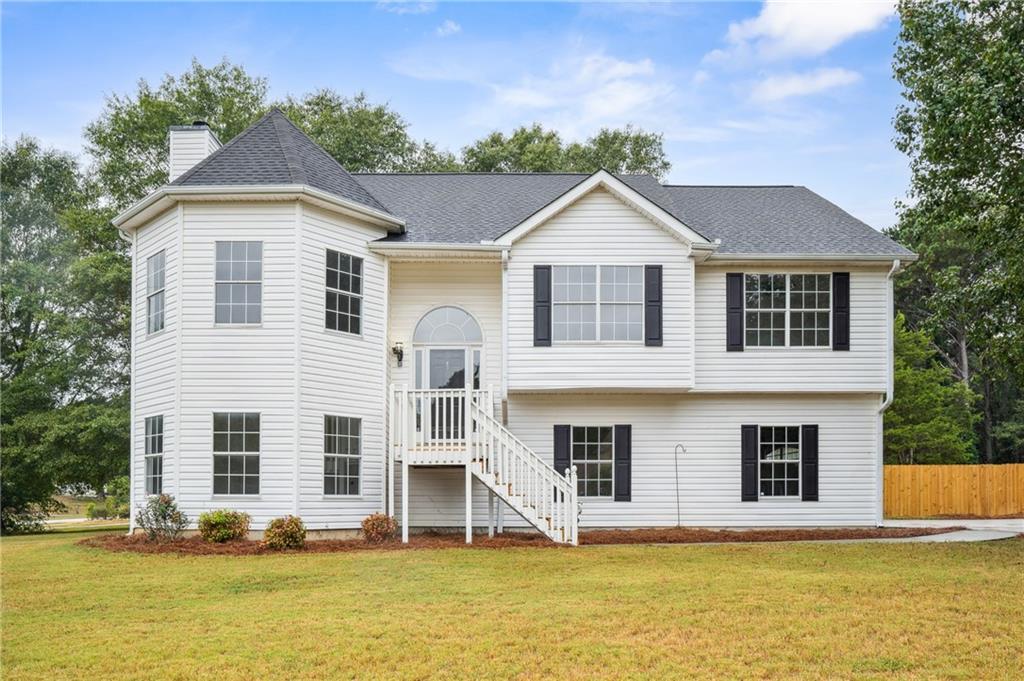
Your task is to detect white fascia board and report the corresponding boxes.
[494,170,710,247]
[705,252,918,266]
[113,184,405,232]
[368,242,506,260]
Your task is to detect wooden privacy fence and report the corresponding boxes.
[884,464,1024,518]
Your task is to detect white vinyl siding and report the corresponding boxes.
[168,128,220,181]
[695,265,889,391]
[175,202,297,525]
[392,393,879,528]
[388,260,502,396]
[131,207,179,510]
[298,205,387,528]
[508,188,693,391]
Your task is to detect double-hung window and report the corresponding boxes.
[552,265,643,342]
[572,426,613,497]
[144,415,164,495]
[325,249,362,334]
[146,251,166,334]
[323,416,360,496]
[744,274,831,348]
[215,241,262,324]
[212,412,260,495]
[759,426,800,497]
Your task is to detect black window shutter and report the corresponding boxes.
[801,424,819,501]
[741,424,758,501]
[553,425,571,476]
[614,424,631,502]
[832,272,850,351]
[726,273,744,351]
[644,265,663,346]
[534,266,552,347]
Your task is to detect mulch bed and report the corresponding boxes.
[79,525,963,556]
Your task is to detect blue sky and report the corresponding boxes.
[2,1,906,228]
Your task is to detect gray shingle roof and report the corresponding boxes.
[170,109,388,214]
[659,185,914,256]
[357,173,912,257]
[168,110,912,257]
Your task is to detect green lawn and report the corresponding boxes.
[2,530,1022,680]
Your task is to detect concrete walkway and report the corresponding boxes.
[880,519,1021,543]
[884,518,1024,533]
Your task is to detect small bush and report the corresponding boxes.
[198,509,251,543]
[135,495,189,542]
[361,513,397,544]
[87,495,130,520]
[263,515,306,550]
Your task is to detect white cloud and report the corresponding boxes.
[476,51,676,139]
[435,19,461,37]
[376,1,436,15]
[707,0,894,62]
[750,67,862,102]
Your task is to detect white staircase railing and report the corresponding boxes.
[387,385,579,545]
[468,398,579,545]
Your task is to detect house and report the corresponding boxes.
[113,110,915,544]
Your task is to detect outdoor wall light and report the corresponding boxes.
[391,342,404,367]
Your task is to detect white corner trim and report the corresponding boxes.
[293,201,303,517]
[112,184,405,232]
[173,204,185,497]
[128,229,138,534]
[494,170,710,247]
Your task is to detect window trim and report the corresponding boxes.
[742,272,833,350]
[211,411,261,497]
[550,264,645,345]
[213,241,263,327]
[324,248,364,338]
[570,424,615,499]
[146,250,166,335]
[323,415,362,497]
[757,424,801,499]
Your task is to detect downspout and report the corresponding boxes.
[875,259,901,525]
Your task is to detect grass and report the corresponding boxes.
[2,530,1022,680]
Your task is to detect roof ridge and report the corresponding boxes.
[353,171,595,176]
[268,110,309,185]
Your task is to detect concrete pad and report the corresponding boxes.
[885,518,1024,534]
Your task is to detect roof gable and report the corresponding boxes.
[493,170,710,247]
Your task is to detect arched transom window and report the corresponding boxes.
[413,306,482,344]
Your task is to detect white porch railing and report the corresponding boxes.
[386,385,579,545]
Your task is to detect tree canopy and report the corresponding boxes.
[885,314,977,464]
[888,0,1024,462]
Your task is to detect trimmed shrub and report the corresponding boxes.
[198,509,251,543]
[361,513,397,544]
[135,495,189,542]
[263,515,306,550]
